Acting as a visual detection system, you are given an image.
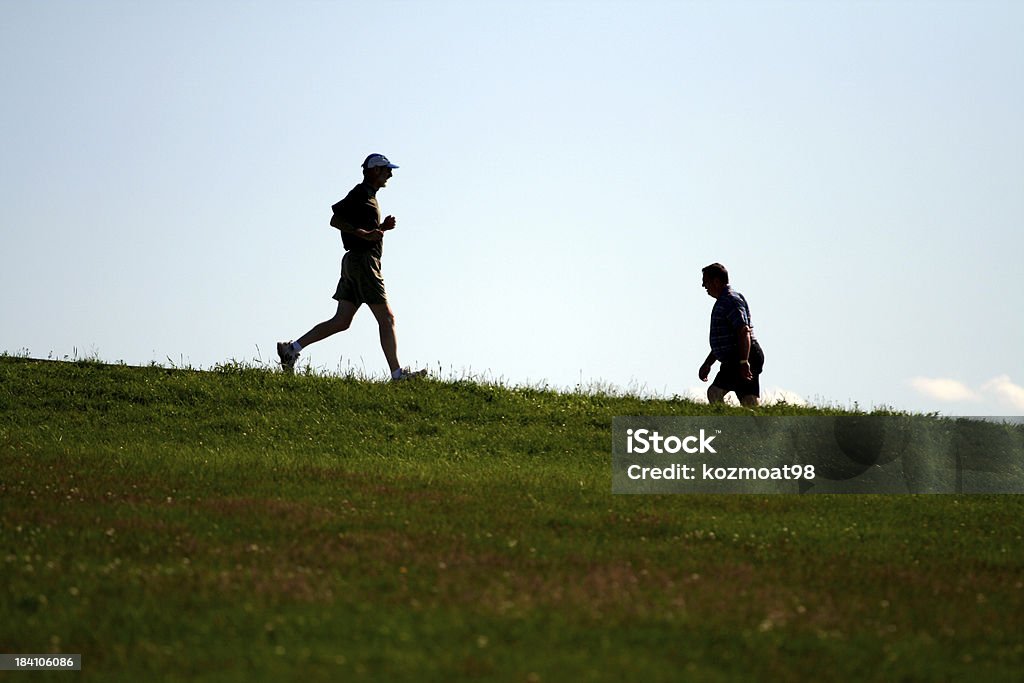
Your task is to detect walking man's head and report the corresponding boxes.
[362,153,399,189]
[701,263,729,299]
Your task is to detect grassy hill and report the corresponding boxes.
[2,356,1023,681]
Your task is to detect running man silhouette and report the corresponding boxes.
[277,153,424,381]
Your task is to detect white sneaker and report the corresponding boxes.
[391,367,426,382]
[277,341,299,373]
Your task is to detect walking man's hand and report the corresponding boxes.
[699,363,711,382]
[740,363,753,382]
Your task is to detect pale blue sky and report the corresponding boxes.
[2,0,1022,415]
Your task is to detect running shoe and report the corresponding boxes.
[277,341,299,374]
[391,367,427,382]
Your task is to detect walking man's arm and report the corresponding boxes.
[737,326,753,381]
[698,352,716,382]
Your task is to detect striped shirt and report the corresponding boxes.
[709,286,756,362]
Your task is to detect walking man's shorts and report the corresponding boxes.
[711,340,765,399]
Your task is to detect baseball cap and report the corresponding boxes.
[362,153,399,170]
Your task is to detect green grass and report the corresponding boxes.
[1,356,1022,682]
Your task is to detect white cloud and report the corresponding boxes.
[682,385,711,404]
[909,377,981,402]
[981,375,1024,412]
[681,385,806,407]
[909,375,1024,413]
[762,388,808,407]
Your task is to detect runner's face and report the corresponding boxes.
[373,167,393,187]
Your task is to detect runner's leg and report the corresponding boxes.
[368,303,400,373]
[296,300,359,349]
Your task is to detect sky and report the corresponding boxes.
[2,0,1022,416]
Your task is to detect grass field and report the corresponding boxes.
[2,356,1023,682]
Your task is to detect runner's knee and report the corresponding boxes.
[377,310,396,329]
[329,311,352,332]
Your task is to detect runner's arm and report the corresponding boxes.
[331,215,383,241]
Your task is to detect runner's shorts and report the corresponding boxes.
[333,252,388,306]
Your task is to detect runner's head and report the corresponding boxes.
[362,153,398,188]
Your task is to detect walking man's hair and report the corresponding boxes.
[702,262,729,285]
